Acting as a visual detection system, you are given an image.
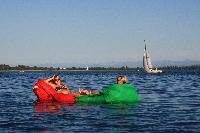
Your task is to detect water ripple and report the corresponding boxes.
[0,71,200,132]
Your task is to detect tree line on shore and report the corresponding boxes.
[0,64,200,72]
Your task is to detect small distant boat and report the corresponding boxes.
[19,70,25,73]
[86,67,89,71]
[143,41,162,74]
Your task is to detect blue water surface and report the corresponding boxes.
[0,71,200,133]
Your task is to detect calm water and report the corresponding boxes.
[0,71,200,133]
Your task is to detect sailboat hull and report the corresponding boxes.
[145,69,162,74]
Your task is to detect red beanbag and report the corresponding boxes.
[33,79,75,103]
[54,93,75,103]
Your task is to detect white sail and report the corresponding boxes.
[143,47,150,72]
[143,43,162,73]
[146,49,153,69]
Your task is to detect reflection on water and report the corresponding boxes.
[0,71,200,132]
[34,101,65,114]
[34,101,139,116]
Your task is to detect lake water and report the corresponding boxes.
[0,71,200,133]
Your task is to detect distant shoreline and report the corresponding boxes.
[1,69,200,73]
[1,64,200,72]
[0,69,139,72]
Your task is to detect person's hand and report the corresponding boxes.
[63,84,67,88]
[92,90,100,94]
[78,88,84,93]
[49,76,54,80]
[33,85,38,90]
[79,89,90,95]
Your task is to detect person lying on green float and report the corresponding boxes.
[76,76,141,104]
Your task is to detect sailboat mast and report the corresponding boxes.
[144,40,146,51]
[144,40,148,66]
[143,40,149,71]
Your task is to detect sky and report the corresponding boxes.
[0,0,200,66]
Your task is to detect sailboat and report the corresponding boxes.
[143,41,162,73]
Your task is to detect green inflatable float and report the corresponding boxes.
[76,84,141,104]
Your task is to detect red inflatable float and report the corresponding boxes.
[33,79,75,103]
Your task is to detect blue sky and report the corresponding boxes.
[0,0,200,66]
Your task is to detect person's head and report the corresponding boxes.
[117,76,128,84]
[51,75,61,84]
[53,75,61,81]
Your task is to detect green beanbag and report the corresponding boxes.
[75,84,141,104]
